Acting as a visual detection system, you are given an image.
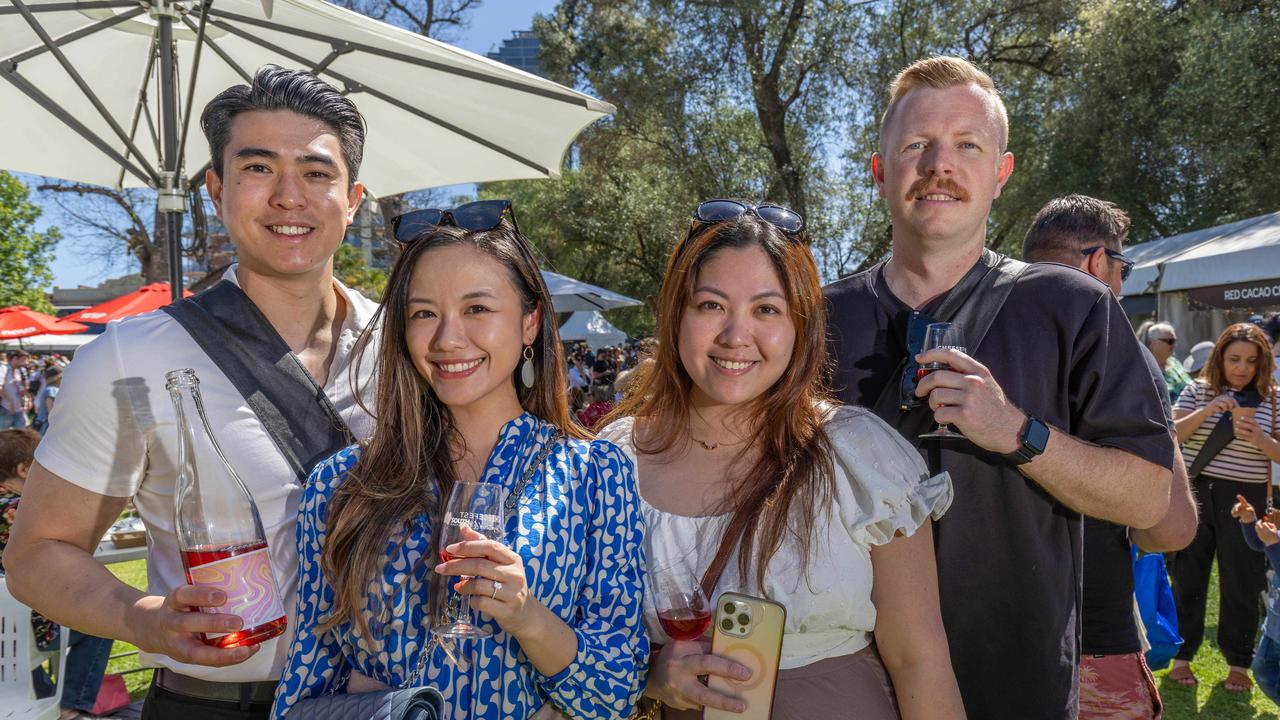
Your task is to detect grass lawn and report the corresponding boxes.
[103,558,154,701]
[1152,562,1279,718]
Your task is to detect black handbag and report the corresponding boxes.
[286,686,445,720]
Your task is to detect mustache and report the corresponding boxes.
[907,177,970,202]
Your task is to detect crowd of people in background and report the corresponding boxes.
[566,341,653,429]
[0,350,69,433]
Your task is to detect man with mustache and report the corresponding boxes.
[824,57,1175,718]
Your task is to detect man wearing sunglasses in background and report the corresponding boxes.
[824,56,1174,719]
[6,66,380,720]
[1024,194,1197,719]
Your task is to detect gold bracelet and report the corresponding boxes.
[632,698,663,720]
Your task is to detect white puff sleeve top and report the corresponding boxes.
[598,405,952,670]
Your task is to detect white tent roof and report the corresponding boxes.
[559,311,626,349]
[542,271,641,313]
[1121,211,1280,296]
[0,333,100,352]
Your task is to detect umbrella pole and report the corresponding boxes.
[154,0,187,303]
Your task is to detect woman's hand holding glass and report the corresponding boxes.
[435,525,539,637]
[1232,413,1274,451]
[645,638,750,713]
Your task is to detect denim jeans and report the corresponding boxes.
[0,408,29,429]
[1254,634,1280,703]
[31,629,116,712]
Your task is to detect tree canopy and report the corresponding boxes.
[0,172,59,313]
[474,0,1278,336]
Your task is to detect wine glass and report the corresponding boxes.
[433,481,508,640]
[650,562,712,642]
[917,322,967,440]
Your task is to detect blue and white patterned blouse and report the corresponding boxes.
[271,412,649,719]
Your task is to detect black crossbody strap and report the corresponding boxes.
[163,280,354,485]
[871,249,1029,419]
[1184,387,1236,481]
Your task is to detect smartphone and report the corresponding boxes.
[704,592,785,720]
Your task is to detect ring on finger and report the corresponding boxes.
[490,580,503,599]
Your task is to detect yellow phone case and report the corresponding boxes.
[704,591,786,720]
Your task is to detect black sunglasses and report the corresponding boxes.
[1081,246,1134,282]
[389,199,519,244]
[693,199,805,235]
[899,310,937,411]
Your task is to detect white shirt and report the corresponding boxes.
[1,362,26,412]
[36,265,380,682]
[598,405,952,670]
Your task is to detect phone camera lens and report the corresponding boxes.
[720,618,734,632]
[738,613,750,626]
[724,603,735,614]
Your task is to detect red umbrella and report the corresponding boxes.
[63,283,193,324]
[0,306,89,339]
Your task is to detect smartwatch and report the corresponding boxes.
[1003,415,1050,466]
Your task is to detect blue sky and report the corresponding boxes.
[38,0,560,289]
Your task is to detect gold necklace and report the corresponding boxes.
[690,435,747,451]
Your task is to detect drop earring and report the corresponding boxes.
[520,345,535,389]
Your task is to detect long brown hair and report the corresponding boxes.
[322,219,586,639]
[605,214,835,590]
[1200,322,1277,398]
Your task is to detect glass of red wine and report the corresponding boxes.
[917,322,968,440]
[433,481,507,641]
[651,562,712,642]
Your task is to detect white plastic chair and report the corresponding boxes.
[0,575,67,720]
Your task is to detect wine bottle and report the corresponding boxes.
[167,368,286,648]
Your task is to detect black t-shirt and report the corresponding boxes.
[1081,348,1174,656]
[825,256,1173,720]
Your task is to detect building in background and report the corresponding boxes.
[487,31,542,77]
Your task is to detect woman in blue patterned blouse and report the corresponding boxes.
[271,204,649,720]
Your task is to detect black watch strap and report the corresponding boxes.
[1004,415,1049,466]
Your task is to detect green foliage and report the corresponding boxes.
[0,172,58,313]
[334,243,389,301]
[496,0,876,331]
[853,0,1280,252]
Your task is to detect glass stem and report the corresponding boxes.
[458,579,474,627]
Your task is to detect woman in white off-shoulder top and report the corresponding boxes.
[599,200,965,720]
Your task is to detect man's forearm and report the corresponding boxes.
[1022,428,1171,528]
[6,537,150,646]
[1131,444,1197,552]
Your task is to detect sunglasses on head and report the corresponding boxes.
[692,199,806,236]
[1081,246,1134,282]
[389,199,518,244]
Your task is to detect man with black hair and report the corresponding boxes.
[1024,193,1197,719]
[5,66,379,719]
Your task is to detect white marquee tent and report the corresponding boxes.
[559,311,626,350]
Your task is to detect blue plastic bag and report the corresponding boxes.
[1133,545,1183,670]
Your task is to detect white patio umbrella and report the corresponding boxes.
[1,0,614,298]
[542,270,642,313]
